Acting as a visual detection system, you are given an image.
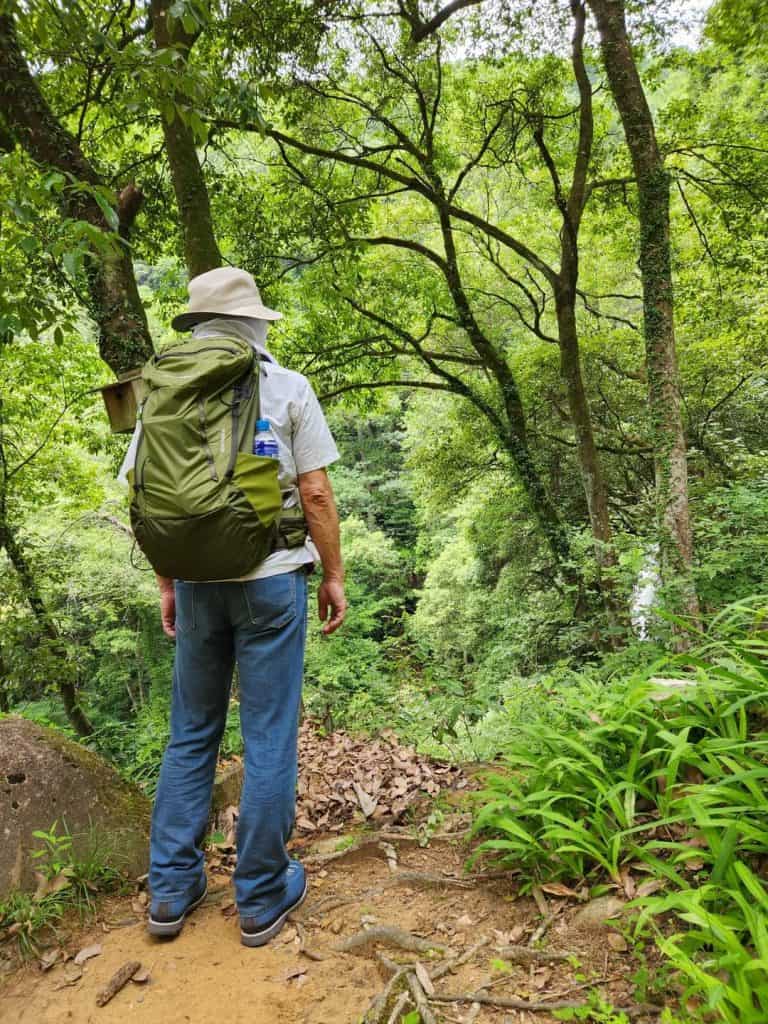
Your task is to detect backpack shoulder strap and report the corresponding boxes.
[225,355,266,479]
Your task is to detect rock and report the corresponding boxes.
[572,895,626,930]
[0,717,151,895]
[211,761,243,814]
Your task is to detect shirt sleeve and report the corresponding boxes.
[116,423,141,487]
[292,380,340,475]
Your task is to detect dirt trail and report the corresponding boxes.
[0,829,652,1024]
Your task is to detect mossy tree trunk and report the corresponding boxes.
[0,13,153,376]
[150,0,222,278]
[587,0,699,625]
[552,2,615,577]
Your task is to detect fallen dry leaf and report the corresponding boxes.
[53,962,83,990]
[636,879,665,898]
[492,925,526,945]
[619,868,636,900]
[352,781,378,818]
[277,966,307,983]
[39,948,62,971]
[33,870,71,902]
[540,882,579,899]
[74,943,102,965]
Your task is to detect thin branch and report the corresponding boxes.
[401,0,485,41]
[319,379,453,401]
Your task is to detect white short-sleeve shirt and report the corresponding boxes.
[117,319,340,580]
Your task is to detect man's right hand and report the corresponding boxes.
[318,576,347,635]
[157,576,176,639]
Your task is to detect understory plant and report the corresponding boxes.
[469,597,768,1022]
[0,821,125,958]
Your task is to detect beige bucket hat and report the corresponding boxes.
[171,266,283,331]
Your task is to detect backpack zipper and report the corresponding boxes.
[198,399,219,481]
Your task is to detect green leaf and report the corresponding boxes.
[93,193,119,232]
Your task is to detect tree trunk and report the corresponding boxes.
[586,0,699,623]
[0,521,93,738]
[150,0,222,278]
[435,205,575,570]
[555,291,613,562]
[0,14,153,375]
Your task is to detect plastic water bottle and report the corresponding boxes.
[253,419,279,458]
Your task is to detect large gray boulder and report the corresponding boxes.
[0,717,151,894]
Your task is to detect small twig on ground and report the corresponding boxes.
[528,907,561,946]
[383,869,475,890]
[336,925,448,957]
[430,938,488,981]
[496,944,571,965]
[531,886,549,917]
[301,894,356,916]
[295,920,325,962]
[95,960,142,1007]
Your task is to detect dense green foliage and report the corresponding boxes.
[1,0,767,1016]
[471,600,768,1021]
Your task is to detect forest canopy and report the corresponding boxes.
[1,0,767,1017]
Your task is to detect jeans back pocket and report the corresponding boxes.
[241,572,297,633]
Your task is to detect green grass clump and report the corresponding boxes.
[0,821,126,959]
[469,597,768,1023]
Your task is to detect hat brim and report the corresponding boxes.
[171,305,283,332]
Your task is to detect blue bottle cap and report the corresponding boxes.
[256,419,270,430]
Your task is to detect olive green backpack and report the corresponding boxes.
[129,335,306,581]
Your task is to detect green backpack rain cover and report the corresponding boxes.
[129,335,304,581]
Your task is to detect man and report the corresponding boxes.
[119,266,347,947]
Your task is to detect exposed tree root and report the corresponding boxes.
[335,925,448,956]
[385,991,410,1023]
[431,938,488,981]
[428,992,661,1018]
[407,971,438,1024]
[495,944,572,964]
[361,964,409,1023]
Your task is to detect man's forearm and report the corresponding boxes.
[298,471,343,579]
[303,492,343,578]
[156,573,174,592]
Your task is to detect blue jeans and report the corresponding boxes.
[149,568,308,913]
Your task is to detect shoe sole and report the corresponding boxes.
[147,882,208,937]
[240,880,308,948]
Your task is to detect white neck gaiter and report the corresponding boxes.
[191,316,274,362]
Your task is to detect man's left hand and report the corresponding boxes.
[157,576,176,639]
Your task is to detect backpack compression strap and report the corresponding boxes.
[225,352,263,479]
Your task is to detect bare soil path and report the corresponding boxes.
[0,827,658,1024]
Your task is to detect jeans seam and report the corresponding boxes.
[241,571,297,629]
[174,581,196,632]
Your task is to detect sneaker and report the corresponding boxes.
[147,876,208,938]
[240,861,308,948]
